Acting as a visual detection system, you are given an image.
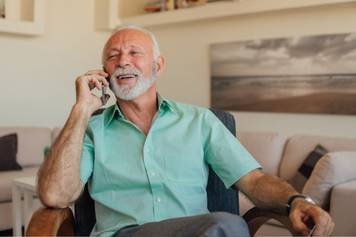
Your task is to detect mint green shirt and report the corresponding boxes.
[80,96,260,237]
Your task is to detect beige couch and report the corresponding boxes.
[0,127,56,231]
[1,127,356,235]
[237,131,356,236]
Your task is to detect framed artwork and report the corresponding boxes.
[211,32,356,115]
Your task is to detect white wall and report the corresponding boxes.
[1,1,356,138]
[0,0,109,127]
[150,2,356,138]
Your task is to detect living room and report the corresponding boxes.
[1,0,356,236]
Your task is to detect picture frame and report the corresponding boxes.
[210,32,356,115]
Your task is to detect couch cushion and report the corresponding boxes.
[280,135,356,181]
[0,166,39,202]
[0,127,51,167]
[237,131,287,176]
[329,179,356,235]
[289,144,328,192]
[303,151,356,209]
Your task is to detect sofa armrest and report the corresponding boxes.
[26,207,75,236]
[242,207,299,236]
[329,179,356,236]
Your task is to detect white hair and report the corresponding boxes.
[102,25,161,64]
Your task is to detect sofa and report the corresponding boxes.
[0,127,61,231]
[236,131,356,236]
[1,126,356,235]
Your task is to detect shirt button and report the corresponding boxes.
[146,148,151,153]
[156,197,161,203]
[151,172,156,176]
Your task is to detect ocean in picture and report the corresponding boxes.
[210,32,356,115]
[212,74,356,114]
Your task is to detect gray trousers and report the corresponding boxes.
[116,212,250,237]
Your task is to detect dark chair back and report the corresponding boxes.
[74,109,239,236]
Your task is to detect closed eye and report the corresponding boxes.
[107,54,118,60]
[131,51,143,56]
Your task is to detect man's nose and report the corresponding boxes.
[117,54,131,68]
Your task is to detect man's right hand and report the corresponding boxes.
[75,70,110,115]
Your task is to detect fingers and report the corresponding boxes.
[313,213,334,236]
[87,75,109,90]
[290,209,310,235]
[85,69,109,78]
[290,201,335,236]
[310,208,331,236]
[74,70,111,112]
[76,70,109,89]
[328,219,335,235]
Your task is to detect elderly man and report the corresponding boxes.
[38,26,334,237]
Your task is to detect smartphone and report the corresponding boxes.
[101,86,108,105]
[101,66,110,105]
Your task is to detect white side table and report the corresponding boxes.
[11,176,39,236]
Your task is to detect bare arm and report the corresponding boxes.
[236,169,297,212]
[236,169,334,236]
[37,70,109,208]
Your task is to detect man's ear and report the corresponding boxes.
[155,55,165,77]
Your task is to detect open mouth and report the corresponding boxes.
[116,74,138,80]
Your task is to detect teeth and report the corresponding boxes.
[117,74,137,80]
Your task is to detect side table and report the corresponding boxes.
[11,176,38,236]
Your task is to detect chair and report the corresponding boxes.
[26,109,298,236]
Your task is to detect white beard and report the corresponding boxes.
[110,65,157,101]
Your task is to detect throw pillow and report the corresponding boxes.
[289,144,328,192]
[303,151,356,210]
[0,133,22,171]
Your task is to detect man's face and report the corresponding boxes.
[103,29,159,100]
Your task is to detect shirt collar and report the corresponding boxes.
[157,93,176,114]
[104,93,176,127]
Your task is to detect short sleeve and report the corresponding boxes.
[80,127,94,184]
[203,110,261,188]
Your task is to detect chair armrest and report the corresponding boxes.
[26,207,75,236]
[329,179,356,236]
[242,207,299,236]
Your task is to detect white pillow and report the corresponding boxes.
[302,151,356,209]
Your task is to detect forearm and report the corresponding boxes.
[237,171,298,212]
[38,103,91,208]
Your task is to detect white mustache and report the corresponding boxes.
[112,67,142,78]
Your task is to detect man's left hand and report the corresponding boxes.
[289,199,334,236]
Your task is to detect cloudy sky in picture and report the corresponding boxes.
[211,33,356,77]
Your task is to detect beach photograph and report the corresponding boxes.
[210,32,356,115]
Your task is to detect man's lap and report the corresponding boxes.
[116,212,250,237]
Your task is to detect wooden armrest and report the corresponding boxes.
[26,207,75,236]
[242,207,299,236]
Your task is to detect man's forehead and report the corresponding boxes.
[106,41,143,51]
[105,29,152,51]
